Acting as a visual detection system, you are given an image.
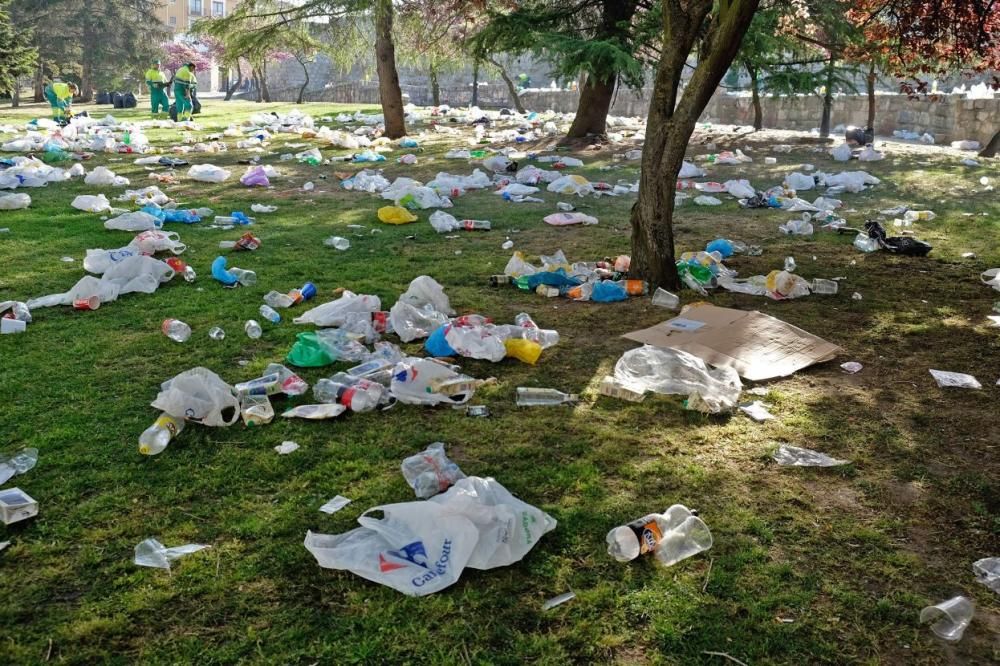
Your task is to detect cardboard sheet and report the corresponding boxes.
[623,304,840,381]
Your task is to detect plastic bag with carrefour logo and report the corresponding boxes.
[304,501,478,596]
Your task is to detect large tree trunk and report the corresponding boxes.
[980,129,1000,158]
[252,69,262,103]
[375,0,406,138]
[487,56,525,114]
[79,59,94,103]
[11,80,20,108]
[747,61,762,130]
[471,59,479,107]
[33,63,43,103]
[866,61,876,129]
[296,56,310,104]
[260,62,271,102]
[819,56,835,138]
[630,0,760,290]
[566,75,616,138]
[429,63,440,106]
[224,60,243,101]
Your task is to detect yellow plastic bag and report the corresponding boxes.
[378,205,418,224]
[504,338,542,365]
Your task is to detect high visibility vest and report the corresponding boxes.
[51,82,73,102]
[175,66,197,86]
[146,69,167,86]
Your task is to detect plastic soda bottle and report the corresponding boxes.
[162,319,191,342]
[138,413,185,455]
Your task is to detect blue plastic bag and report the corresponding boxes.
[211,256,239,286]
[424,325,456,357]
[592,281,627,302]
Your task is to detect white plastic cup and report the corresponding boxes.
[654,515,714,567]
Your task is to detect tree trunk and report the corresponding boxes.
[980,129,1000,158]
[260,62,271,102]
[747,62,762,130]
[296,56,310,104]
[630,0,760,290]
[224,60,243,101]
[252,69,262,103]
[80,59,94,103]
[488,56,525,114]
[33,63,43,103]
[566,75,616,138]
[374,0,406,138]
[819,56,835,138]
[471,59,479,107]
[866,61,876,129]
[429,63,440,106]
[12,80,20,108]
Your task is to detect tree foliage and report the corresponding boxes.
[0,0,36,96]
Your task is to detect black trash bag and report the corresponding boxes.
[111,92,124,109]
[123,92,137,108]
[168,103,177,122]
[95,91,111,105]
[845,126,875,146]
[865,219,933,256]
[192,91,201,115]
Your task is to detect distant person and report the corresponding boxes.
[145,60,170,117]
[173,62,198,122]
[845,125,874,146]
[43,80,79,125]
[517,73,531,90]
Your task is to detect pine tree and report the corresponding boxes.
[0,0,37,98]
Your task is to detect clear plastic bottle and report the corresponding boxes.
[244,320,262,339]
[194,207,213,217]
[516,387,578,406]
[314,374,383,412]
[903,210,936,223]
[138,413,185,455]
[219,240,237,249]
[811,278,839,294]
[784,256,796,272]
[461,219,491,230]
[514,313,538,328]
[208,326,225,340]
[263,291,294,309]
[161,318,191,342]
[263,363,309,395]
[259,304,281,323]
[606,505,694,561]
[324,236,351,250]
[228,268,256,286]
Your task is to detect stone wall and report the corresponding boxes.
[699,93,998,145]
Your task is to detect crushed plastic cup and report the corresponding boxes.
[774,444,849,467]
[133,538,209,570]
[73,296,101,311]
[208,326,225,341]
[920,596,974,641]
[324,236,350,250]
[651,288,680,309]
[973,557,1000,593]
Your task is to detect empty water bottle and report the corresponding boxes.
[314,374,384,412]
[245,320,262,339]
[162,319,191,342]
[165,257,196,282]
[138,413,185,455]
[228,267,256,286]
[784,256,796,272]
[461,219,491,230]
[259,304,281,323]
[324,236,351,250]
[208,326,226,340]
[516,387,578,406]
[264,291,294,309]
[607,505,694,561]
[811,278,839,294]
[514,313,538,328]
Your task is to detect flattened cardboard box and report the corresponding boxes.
[623,304,840,381]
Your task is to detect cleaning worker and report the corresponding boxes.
[145,60,170,117]
[173,62,197,122]
[43,80,79,125]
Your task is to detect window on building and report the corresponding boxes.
[168,16,177,26]
[190,0,203,15]
[212,1,223,16]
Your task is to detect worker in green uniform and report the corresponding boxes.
[173,62,198,122]
[145,60,170,117]
[43,80,79,124]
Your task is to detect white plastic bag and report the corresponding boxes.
[104,211,160,232]
[546,175,594,197]
[429,477,557,570]
[388,302,450,342]
[84,166,129,187]
[783,172,815,191]
[151,367,240,426]
[858,146,884,162]
[71,194,111,213]
[0,193,30,210]
[613,346,742,413]
[830,143,853,162]
[397,275,454,316]
[401,442,466,498]
[293,291,381,327]
[83,246,142,274]
[444,325,507,362]
[723,180,755,199]
[187,164,231,183]
[503,252,537,277]
[304,501,479,596]
[428,210,460,233]
[390,358,476,405]
[678,161,706,178]
[693,195,722,206]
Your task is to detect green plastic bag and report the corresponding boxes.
[286,331,336,367]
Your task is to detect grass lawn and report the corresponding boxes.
[0,98,997,664]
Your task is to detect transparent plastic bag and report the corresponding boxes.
[401,442,466,498]
[151,367,240,426]
[613,346,742,413]
[187,164,231,183]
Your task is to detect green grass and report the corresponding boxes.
[0,99,998,665]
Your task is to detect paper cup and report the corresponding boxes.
[73,296,101,311]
